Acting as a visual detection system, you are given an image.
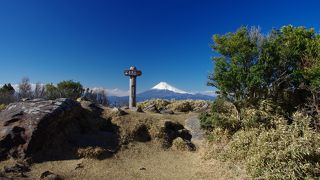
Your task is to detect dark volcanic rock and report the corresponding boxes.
[0,98,120,162]
[0,98,83,160]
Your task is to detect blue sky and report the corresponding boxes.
[0,0,320,94]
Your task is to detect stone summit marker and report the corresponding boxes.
[124,66,142,109]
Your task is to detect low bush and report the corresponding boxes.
[210,112,320,179]
[200,98,241,133]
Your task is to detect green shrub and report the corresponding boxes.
[200,98,241,133]
[199,112,212,129]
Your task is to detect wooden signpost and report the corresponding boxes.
[124,66,142,109]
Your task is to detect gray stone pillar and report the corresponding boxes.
[129,76,137,108]
[124,66,142,109]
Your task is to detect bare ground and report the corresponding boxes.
[0,111,248,180]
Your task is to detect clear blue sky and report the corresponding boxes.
[0,0,320,93]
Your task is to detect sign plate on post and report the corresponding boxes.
[124,70,142,77]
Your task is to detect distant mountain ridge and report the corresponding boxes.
[109,82,215,106]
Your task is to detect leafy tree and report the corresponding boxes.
[0,83,16,104]
[57,80,84,100]
[0,83,15,95]
[209,25,320,111]
[45,83,60,100]
[209,27,262,102]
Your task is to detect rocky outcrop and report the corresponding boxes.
[157,120,195,150]
[0,98,82,160]
[0,98,119,161]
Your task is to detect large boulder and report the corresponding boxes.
[0,98,82,160]
[0,98,120,162]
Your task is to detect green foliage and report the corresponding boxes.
[200,98,241,133]
[205,25,320,179]
[0,83,15,95]
[57,80,84,100]
[45,83,60,100]
[0,83,16,104]
[209,27,262,101]
[45,80,84,100]
[209,25,320,111]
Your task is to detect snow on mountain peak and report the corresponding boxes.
[151,82,189,94]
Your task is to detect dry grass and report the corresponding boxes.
[138,99,210,112]
[77,147,107,159]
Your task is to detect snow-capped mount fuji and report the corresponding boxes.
[108,82,214,106]
[151,82,190,94]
